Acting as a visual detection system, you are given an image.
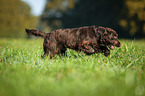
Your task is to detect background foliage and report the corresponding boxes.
[40,0,145,38]
[0,0,145,38]
[0,0,38,38]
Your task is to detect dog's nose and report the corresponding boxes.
[114,41,121,47]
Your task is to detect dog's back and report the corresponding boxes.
[50,26,96,49]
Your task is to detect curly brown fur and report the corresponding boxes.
[25,26,121,59]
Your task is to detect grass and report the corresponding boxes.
[0,38,145,96]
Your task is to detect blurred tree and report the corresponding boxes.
[40,0,75,31]
[119,0,145,38]
[40,0,145,38]
[40,0,125,37]
[61,0,124,29]
[0,0,38,38]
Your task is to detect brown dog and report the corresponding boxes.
[25,26,121,58]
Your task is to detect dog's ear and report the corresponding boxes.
[105,27,118,37]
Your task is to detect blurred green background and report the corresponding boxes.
[0,0,145,38]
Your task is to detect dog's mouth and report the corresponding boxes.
[108,43,121,50]
[108,45,114,50]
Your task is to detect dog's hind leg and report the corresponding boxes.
[43,38,50,56]
[44,47,49,56]
[43,47,56,59]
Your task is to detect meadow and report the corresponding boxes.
[0,38,145,96]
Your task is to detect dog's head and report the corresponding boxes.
[98,27,121,50]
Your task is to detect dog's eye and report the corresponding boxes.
[111,37,117,40]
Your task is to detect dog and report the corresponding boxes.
[25,26,121,58]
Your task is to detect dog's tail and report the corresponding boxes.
[25,28,47,38]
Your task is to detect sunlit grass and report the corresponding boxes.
[0,38,145,96]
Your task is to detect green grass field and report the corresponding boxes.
[0,38,145,96]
